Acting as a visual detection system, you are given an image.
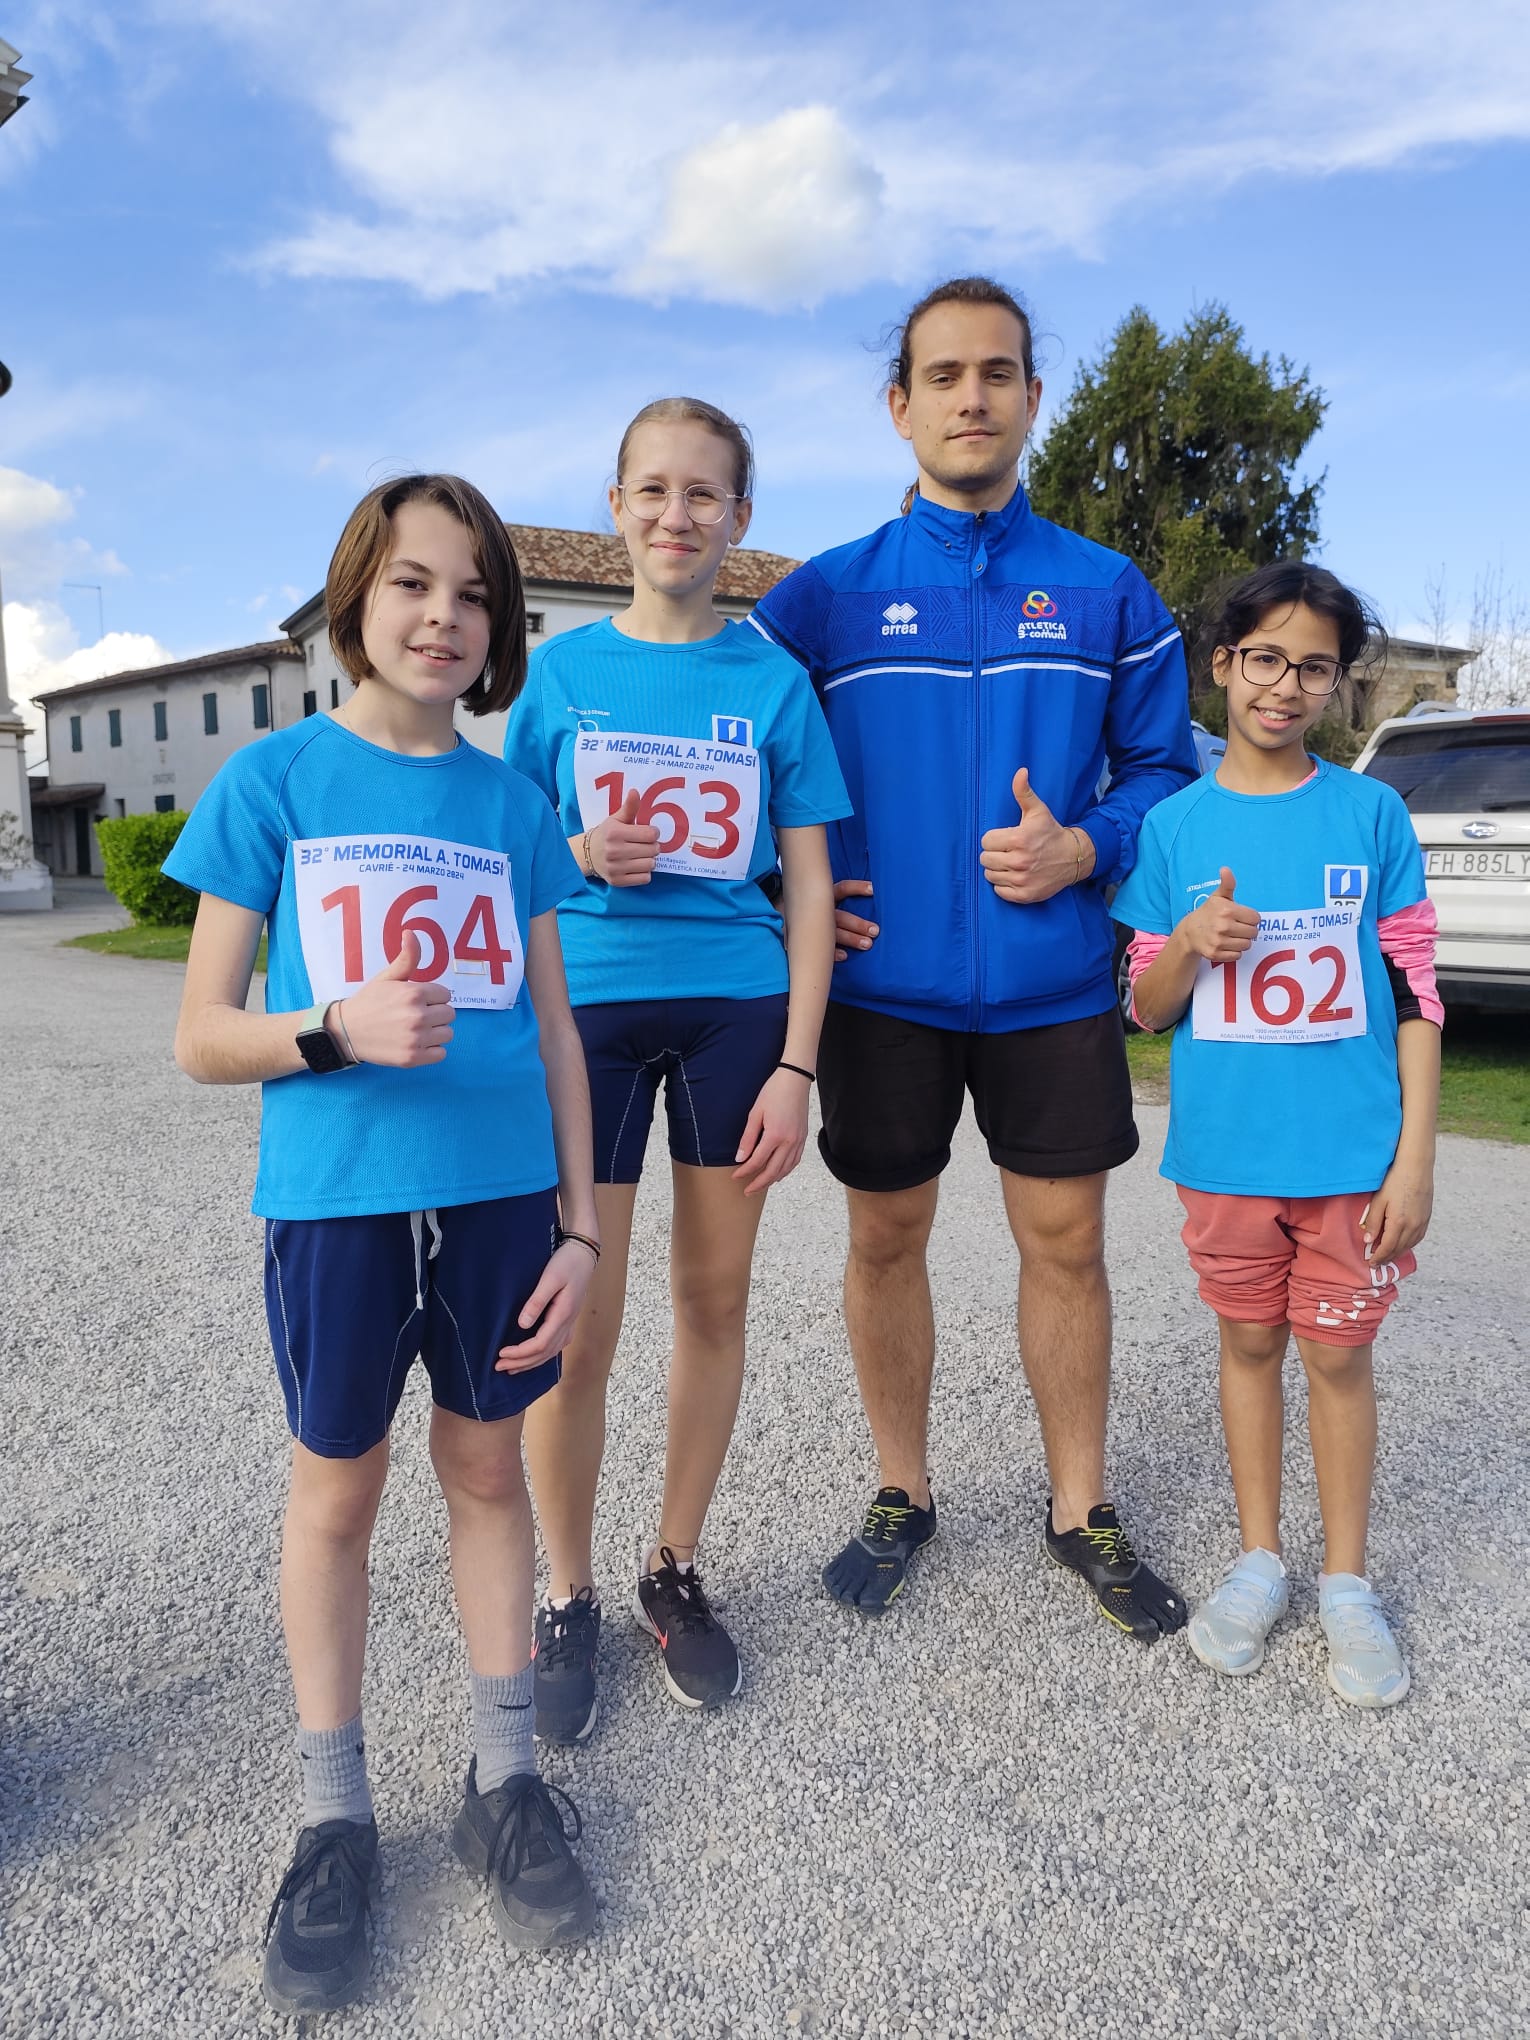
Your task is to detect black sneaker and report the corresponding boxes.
[821,1486,938,1615]
[261,1817,380,2015]
[533,1589,601,1745]
[633,1547,741,1709]
[1044,1501,1188,1641]
[451,1760,595,1950]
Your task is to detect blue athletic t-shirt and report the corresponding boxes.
[1111,760,1428,1198]
[502,617,852,1006]
[164,714,582,1220]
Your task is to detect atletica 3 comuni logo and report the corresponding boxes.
[1017,590,1067,641]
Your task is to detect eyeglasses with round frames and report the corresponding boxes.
[619,481,739,526]
[1225,645,1346,696]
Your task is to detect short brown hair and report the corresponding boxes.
[325,474,527,717]
[616,396,754,499]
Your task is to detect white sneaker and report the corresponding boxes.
[1318,1574,1410,1707]
[1187,1548,1289,1675]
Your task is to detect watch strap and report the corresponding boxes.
[295,1002,357,1072]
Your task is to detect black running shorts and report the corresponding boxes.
[816,1001,1138,1190]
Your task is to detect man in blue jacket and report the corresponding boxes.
[752,277,1196,1638]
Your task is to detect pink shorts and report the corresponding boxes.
[1176,1188,1416,1347]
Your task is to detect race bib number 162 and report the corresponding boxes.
[293,834,522,1011]
[1191,905,1367,1044]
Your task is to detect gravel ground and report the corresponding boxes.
[2,890,1526,2039]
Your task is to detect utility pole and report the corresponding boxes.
[0,38,54,910]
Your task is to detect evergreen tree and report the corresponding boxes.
[1028,305,1326,696]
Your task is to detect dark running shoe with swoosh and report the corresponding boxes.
[822,1485,938,1614]
[533,1588,601,1745]
[634,1547,742,1709]
[1044,1501,1187,1641]
[451,1761,595,1949]
[261,1817,380,2015]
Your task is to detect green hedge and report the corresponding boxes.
[95,811,199,926]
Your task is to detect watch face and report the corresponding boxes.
[298,1026,349,1075]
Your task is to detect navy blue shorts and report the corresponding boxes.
[263,1190,562,1459]
[575,995,788,1184]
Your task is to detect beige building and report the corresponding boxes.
[1360,636,1477,724]
[30,641,306,877]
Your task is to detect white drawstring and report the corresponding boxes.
[409,1209,443,1310]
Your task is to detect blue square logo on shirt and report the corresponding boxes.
[1325,864,1367,906]
[713,715,753,747]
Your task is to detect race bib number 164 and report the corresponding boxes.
[293,834,522,1011]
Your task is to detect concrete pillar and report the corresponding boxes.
[0,567,54,910]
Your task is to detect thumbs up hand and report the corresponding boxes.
[326,928,455,1067]
[590,786,662,886]
[381,928,424,980]
[1179,867,1262,963]
[979,768,1094,904]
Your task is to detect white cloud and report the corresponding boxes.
[0,460,128,607]
[0,462,170,761]
[3,601,172,767]
[161,0,1530,311]
[632,108,887,309]
[0,465,74,547]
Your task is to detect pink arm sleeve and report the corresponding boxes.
[1125,930,1172,1030]
[1377,898,1444,1027]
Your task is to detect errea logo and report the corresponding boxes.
[882,601,918,636]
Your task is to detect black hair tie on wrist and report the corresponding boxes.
[556,1228,601,1262]
[777,1061,816,1084]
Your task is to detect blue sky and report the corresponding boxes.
[4,0,1529,762]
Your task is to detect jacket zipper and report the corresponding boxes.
[969,511,988,1030]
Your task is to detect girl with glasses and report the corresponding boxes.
[1112,562,1441,1708]
[503,397,849,1735]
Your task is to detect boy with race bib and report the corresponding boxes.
[503,398,847,1735]
[1114,563,1441,1707]
[168,476,600,2014]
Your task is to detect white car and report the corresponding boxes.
[1353,705,1530,1013]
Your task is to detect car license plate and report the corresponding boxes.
[1425,848,1530,879]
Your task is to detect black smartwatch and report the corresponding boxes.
[295,1002,356,1075]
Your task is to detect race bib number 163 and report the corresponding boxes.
[1191,905,1367,1044]
[573,729,760,882]
[293,834,522,1011]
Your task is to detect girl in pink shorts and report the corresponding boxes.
[1112,563,1441,1708]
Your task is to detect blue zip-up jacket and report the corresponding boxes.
[751,487,1196,1033]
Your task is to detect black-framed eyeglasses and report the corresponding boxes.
[619,482,738,526]
[1225,646,1346,696]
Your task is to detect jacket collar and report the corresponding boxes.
[907,482,1031,549]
